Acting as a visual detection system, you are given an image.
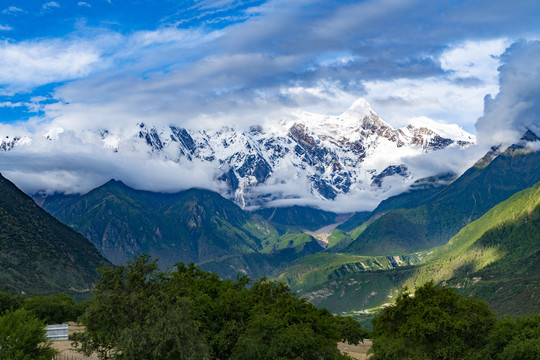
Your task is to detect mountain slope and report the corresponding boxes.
[199,237,324,280]
[453,205,539,316]
[327,173,458,250]
[254,205,338,232]
[40,180,278,267]
[276,180,540,316]
[406,181,540,315]
[344,135,540,255]
[0,173,106,295]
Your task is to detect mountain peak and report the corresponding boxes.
[346,98,373,114]
[102,179,130,189]
[521,129,540,142]
[0,100,475,208]
[477,129,540,168]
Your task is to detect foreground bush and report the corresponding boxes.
[0,308,57,360]
[479,314,540,360]
[0,291,24,314]
[369,281,496,360]
[1,290,90,325]
[24,293,88,325]
[75,255,367,360]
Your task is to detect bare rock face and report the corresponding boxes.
[1,98,475,207]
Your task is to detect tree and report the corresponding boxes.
[0,308,57,360]
[24,293,81,325]
[74,255,207,360]
[169,264,368,359]
[0,291,23,314]
[231,279,366,360]
[478,314,540,360]
[369,281,496,360]
[76,255,367,360]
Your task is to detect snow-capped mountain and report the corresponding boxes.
[1,99,475,207]
[0,135,31,151]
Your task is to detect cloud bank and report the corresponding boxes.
[476,40,540,146]
[0,1,539,211]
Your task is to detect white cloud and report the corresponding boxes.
[43,2,60,9]
[364,77,494,132]
[78,2,91,7]
[441,39,510,82]
[364,39,510,133]
[0,26,215,94]
[2,6,23,14]
[0,24,12,31]
[0,128,223,196]
[0,39,105,92]
[476,40,540,146]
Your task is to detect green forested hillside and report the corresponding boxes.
[41,180,272,266]
[277,180,540,316]
[327,174,454,249]
[450,205,540,316]
[344,145,540,255]
[430,184,540,316]
[0,174,106,296]
[406,181,540,289]
[39,180,325,275]
[254,205,338,231]
[199,238,324,280]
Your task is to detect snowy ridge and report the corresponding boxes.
[1,99,475,207]
[0,135,31,151]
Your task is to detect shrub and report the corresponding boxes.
[0,308,57,360]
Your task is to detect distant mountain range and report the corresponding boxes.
[0,173,107,296]
[1,98,474,207]
[37,180,330,274]
[1,109,537,322]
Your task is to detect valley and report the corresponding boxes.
[0,124,538,360]
[2,129,537,323]
[1,3,539,358]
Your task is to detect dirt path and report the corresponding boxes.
[338,340,372,359]
[51,323,98,360]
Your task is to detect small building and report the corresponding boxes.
[45,324,69,341]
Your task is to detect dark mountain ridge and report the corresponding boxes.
[39,180,271,267]
[37,180,333,277]
[0,173,107,296]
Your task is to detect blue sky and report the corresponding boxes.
[0,0,540,200]
[0,0,538,131]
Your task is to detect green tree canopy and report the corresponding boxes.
[0,308,57,360]
[24,293,83,325]
[369,281,496,360]
[75,255,207,360]
[0,291,23,315]
[75,255,367,360]
[478,314,540,360]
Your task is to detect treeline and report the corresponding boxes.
[74,255,367,359]
[0,291,89,324]
[1,257,539,360]
[369,281,540,360]
[0,292,90,359]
